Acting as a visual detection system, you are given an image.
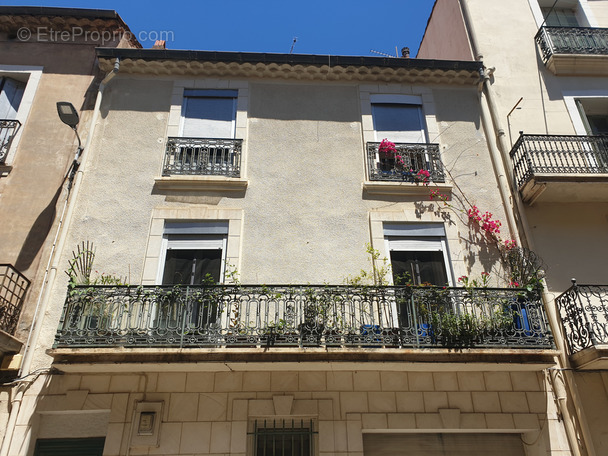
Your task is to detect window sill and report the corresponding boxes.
[154,175,248,192]
[363,181,452,196]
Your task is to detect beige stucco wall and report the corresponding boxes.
[11,369,567,456]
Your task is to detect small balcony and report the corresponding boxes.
[50,284,554,366]
[536,26,608,75]
[556,281,608,369]
[162,137,242,178]
[366,142,445,183]
[0,119,21,165]
[0,264,30,353]
[509,133,608,203]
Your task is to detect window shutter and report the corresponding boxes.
[181,90,236,139]
[0,77,26,119]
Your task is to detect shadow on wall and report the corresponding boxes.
[14,185,63,273]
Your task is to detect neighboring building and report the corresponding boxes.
[420,0,608,454]
[4,39,571,454]
[0,4,139,450]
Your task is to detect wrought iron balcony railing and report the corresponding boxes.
[0,264,30,336]
[510,133,608,189]
[162,137,242,177]
[54,284,552,349]
[556,281,608,355]
[0,120,21,164]
[366,142,445,183]
[536,26,608,63]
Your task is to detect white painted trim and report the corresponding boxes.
[563,89,608,135]
[0,65,43,165]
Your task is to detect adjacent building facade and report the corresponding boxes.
[0,5,139,453]
[420,0,608,454]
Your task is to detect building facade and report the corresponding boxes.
[420,1,608,454]
[0,38,575,455]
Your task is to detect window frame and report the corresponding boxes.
[370,94,428,144]
[179,89,238,139]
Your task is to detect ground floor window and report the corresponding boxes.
[34,437,105,456]
[249,418,316,456]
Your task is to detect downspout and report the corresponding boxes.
[0,58,120,456]
[458,1,593,455]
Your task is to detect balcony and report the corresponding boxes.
[364,142,448,196]
[536,26,608,75]
[155,137,247,192]
[0,119,21,165]
[50,284,554,367]
[0,264,30,353]
[556,281,608,369]
[509,133,608,203]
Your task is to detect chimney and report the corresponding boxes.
[401,47,410,58]
[152,40,166,50]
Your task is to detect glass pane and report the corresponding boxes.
[372,103,423,132]
[390,250,449,286]
[162,249,221,285]
[183,96,235,138]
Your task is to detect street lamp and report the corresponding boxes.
[56,101,83,190]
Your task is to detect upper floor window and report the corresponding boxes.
[575,98,608,135]
[542,7,579,26]
[0,77,25,119]
[384,223,453,286]
[371,94,427,144]
[180,89,237,139]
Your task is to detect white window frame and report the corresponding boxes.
[156,222,228,285]
[383,223,454,287]
[179,89,237,139]
[529,0,597,28]
[0,65,42,167]
[370,94,428,144]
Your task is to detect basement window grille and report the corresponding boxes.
[248,418,316,456]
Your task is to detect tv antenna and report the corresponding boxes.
[370,49,396,58]
[290,37,297,54]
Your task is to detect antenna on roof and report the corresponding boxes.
[370,49,395,58]
[290,37,297,54]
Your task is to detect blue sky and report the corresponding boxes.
[1,0,436,56]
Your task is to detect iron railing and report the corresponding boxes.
[0,264,30,335]
[249,418,316,456]
[509,133,608,189]
[536,26,608,63]
[162,137,242,177]
[556,281,608,355]
[54,284,552,349]
[0,120,21,164]
[366,142,445,183]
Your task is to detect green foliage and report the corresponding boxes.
[345,243,392,286]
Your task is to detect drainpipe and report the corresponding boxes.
[0,58,120,456]
[458,1,594,455]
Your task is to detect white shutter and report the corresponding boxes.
[181,95,236,139]
[0,77,26,119]
[372,103,427,143]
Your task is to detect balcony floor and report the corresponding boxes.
[520,173,608,204]
[47,346,558,373]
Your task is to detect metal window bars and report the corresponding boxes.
[0,264,30,335]
[249,418,316,456]
[162,137,242,177]
[536,26,608,63]
[0,120,21,164]
[54,284,553,349]
[509,133,608,189]
[366,142,445,183]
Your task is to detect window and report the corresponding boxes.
[0,77,25,119]
[384,223,453,286]
[158,221,228,285]
[34,438,105,456]
[180,89,237,139]
[371,94,427,144]
[0,77,25,164]
[249,419,316,456]
[575,98,608,135]
[542,7,579,26]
